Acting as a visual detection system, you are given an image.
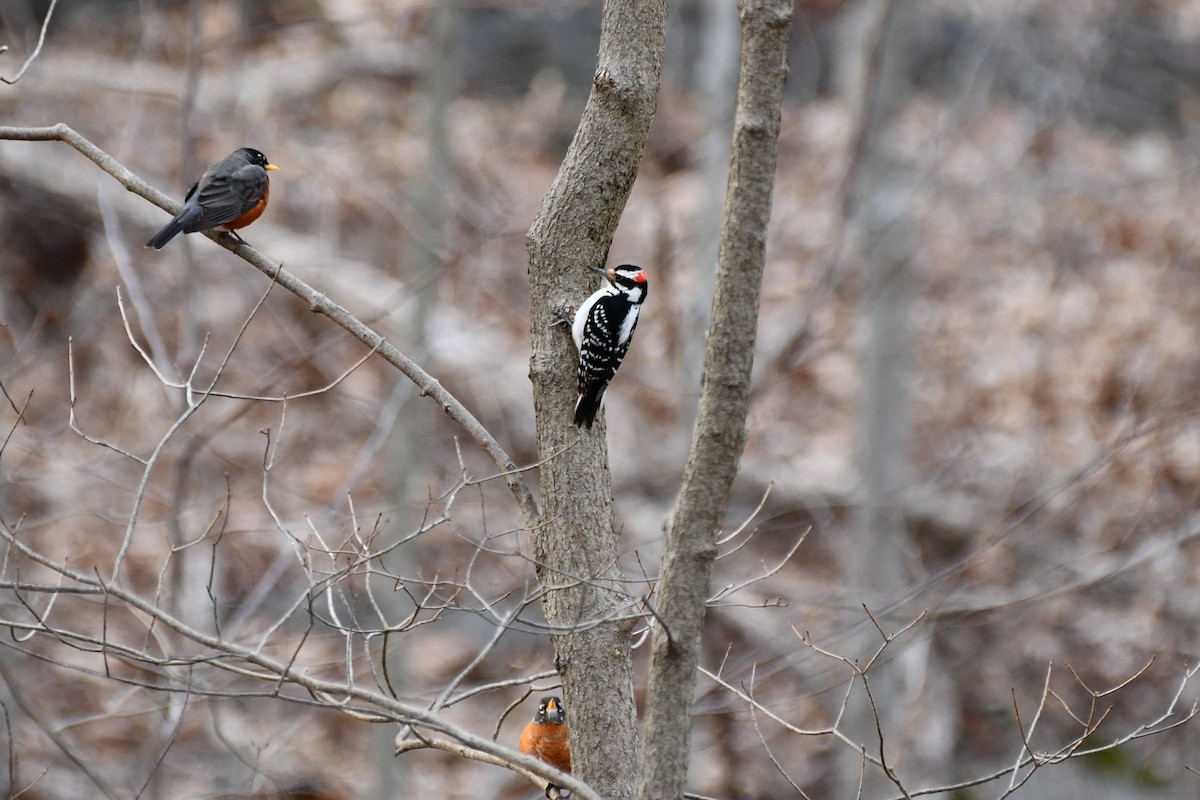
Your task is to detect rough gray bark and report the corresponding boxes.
[635,3,792,800]
[524,2,667,798]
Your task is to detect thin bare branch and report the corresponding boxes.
[67,338,147,464]
[716,481,773,546]
[0,657,122,799]
[707,526,806,604]
[396,734,587,800]
[0,378,23,417]
[0,387,32,464]
[860,670,912,799]
[0,0,58,85]
[746,666,813,799]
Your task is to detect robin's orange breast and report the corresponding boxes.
[519,721,571,774]
[223,183,270,232]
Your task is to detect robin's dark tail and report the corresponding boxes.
[573,387,606,429]
[145,217,188,250]
[145,205,203,250]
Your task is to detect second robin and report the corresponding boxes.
[145,147,278,250]
[519,696,571,780]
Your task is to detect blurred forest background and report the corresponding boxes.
[3,0,1200,798]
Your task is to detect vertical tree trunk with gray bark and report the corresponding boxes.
[525,2,667,797]
[636,3,792,799]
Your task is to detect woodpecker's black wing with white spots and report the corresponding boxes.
[574,294,640,428]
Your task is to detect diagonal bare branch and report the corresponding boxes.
[0,123,540,531]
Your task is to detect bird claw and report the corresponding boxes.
[548,302,575,330]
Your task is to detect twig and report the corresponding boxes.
[746,665,814,798]
[0,379,25,418]
[0,657,122,799]
[0,388,32,464]
[716,481,774,546]
[67,338,147,464]
[99,183,173,382]
[0,0,58,85]
[1008,663,1053,791]
[860,671,911,799]
[708,526,806,604]
[110,396,204,582]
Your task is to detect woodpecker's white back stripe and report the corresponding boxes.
[618,305,640,346]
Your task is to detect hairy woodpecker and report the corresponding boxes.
[571,263,649,428]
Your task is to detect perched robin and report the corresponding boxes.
[145,147,278,250]
[519,696,571,779]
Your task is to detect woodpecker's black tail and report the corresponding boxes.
[573,388,605,429]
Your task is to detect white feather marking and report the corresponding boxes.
[617,306,640,346]
[572,285,615,352]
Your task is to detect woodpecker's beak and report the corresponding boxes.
[265,163,279,171]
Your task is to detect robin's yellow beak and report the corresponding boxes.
[265,163,279,171]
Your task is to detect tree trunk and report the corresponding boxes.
[525,2,667,797]
[832,2,927,795]
[636,3,793,799]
